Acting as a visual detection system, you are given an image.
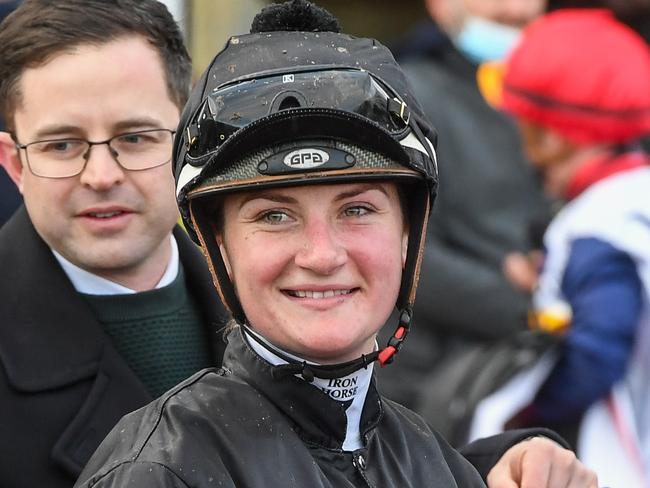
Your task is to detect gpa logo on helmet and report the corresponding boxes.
[283,148,330,169]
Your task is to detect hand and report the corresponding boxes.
[503,251,543,294]
[487,437,598,488]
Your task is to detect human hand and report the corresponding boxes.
[503,251,543,294]
[487,437,598,488]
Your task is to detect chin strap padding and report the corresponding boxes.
[270,353,378,382]
[249,307,413,381]
[378,308,412,367]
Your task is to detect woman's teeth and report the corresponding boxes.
[288,289,352,298]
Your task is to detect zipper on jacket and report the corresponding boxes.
[352,451,373,487]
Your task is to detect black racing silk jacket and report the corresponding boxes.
[75,328,566,487]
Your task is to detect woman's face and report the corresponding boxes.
[219,182,408,364]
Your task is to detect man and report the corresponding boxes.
[378,0,551,444]
[0,1,227,486]
[480,9,650,486]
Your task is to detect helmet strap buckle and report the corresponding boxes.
[377,307,412,366]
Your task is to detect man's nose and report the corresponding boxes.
[294,217,347,274]
[78,144,125,190]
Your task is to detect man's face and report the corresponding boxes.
[517,119,577,198]
[0,36,181,290]
[463,0,546,28]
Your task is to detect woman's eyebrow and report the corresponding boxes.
[334,184,389,202]
[237,192,297,210]
[237,183,390,210]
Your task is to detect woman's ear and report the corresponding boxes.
[0,132,24,193]
[217,234,234,280]
[401,230,408,268]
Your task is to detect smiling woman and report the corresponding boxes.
[219,183,407,365]
[75,1,597,487]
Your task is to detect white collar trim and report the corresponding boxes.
[52,235,179,295]
[244,328,374,451]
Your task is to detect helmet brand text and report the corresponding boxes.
[283,148,330,169]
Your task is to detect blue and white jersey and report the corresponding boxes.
[536,165,650,485]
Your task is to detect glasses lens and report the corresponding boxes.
[207,69,404,136]
[111,129,173,170]
[26,139,87,178]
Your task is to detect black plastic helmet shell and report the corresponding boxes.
[173,29,439,328]
[173,30,438,232]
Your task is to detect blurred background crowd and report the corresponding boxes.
[1,0,649,486]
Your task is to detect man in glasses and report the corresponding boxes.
[0,1,226,486]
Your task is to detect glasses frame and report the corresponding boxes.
[14,128,176,179]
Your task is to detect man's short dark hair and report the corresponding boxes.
[0,0,192,130]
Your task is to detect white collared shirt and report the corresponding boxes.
[52,235,179,295]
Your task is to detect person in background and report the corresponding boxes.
[75,2,597,487]
[482,9,650,486]
[547,0,650,155]
[378,0,552,442]
[0,1,227,486]
[0,0,22,225]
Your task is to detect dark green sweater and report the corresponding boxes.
[81,266,211,398]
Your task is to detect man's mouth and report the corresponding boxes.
[284,289,356,299]
[86,211,125,219]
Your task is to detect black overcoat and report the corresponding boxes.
[0,207,227,487]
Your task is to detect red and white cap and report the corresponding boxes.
[479,9,650,145]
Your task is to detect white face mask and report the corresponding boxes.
[455,15,522,63]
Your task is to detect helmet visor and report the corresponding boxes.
[185,68,411,160]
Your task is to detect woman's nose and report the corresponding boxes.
[294,218,347,274]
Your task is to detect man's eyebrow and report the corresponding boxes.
[29,118,168,141]
[30,124,83,140]
[112,118,168,133]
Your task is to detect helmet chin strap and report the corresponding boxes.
[246,307,413,382]
[192,203,417,380]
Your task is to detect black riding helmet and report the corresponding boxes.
[174,0,438,376]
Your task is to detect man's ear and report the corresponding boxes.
[0,132,24,193]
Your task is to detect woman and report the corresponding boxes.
[75,1,596,486]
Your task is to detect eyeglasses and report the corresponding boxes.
[15,128,176,178]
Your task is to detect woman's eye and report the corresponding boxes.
[343,205,371,217]
[261,211,290,223]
